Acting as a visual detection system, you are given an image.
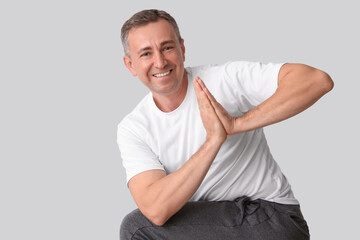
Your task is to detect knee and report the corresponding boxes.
[120,209,152,240]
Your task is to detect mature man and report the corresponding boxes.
[117,9,333,240]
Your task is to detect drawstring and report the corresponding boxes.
[234,196,261,224]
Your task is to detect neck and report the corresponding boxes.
[153,72,188,112]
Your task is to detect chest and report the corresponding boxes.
[148,102,205,173]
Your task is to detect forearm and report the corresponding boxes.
[233,64,334,133]
[134,138,223,226]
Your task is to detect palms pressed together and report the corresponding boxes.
[193,77,236,141]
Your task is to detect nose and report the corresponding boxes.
[153,52,167,69]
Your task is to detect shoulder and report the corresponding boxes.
[117,92,153,140]
[186,61,271,77]
[186,62,229,76]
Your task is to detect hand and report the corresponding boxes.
[196,78,237,135]
[193,77,227,143]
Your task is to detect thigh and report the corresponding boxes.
[120,201,241,240]
[232,199,310,240]
[120,199,310,240]
[270,202,310,239]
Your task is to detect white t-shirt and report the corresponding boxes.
[117,61,298,204]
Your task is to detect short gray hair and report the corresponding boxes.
[121,9,182,56]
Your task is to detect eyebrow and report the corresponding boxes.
[136,40,176,55]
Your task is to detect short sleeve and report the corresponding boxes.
[117,120,165,184]
[224,61,284,109]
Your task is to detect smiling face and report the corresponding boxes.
[123,19,186,101]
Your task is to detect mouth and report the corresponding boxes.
[152,69,172,78]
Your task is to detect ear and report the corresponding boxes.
[123,55,137,77]
[180,39,185,62]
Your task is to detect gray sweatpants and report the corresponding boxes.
[120,197,310,240]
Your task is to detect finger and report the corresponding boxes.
[193,78,203,103]
[193,77,208,99]
[193,78,208,108]
[195,78,234,134]
[196,77,206,90]
[196,78,217,104]
[196,78,227,116]
[193,78,215,110]
[195,77,218,107]
[195,76,205,90]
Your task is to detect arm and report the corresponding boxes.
[200,63,334,134]
[128,77,226,226]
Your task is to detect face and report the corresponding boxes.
[123,19,186,99]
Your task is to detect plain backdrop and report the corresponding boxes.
[1,0,359,239]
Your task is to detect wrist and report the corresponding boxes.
[205,134,226,146]
[232,116,246,134]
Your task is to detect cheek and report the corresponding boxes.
[176,52,185,64]
[134,62,152,76]
[168,55,183,67]
[175,56,185,69]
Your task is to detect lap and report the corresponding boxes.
[120,198,310,240]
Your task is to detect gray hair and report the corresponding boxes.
[121,9,182,57]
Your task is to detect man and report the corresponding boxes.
[117,9,333,240]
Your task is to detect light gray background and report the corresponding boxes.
[1,0,359,239]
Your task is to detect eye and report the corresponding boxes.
[163,46,173,51]
[140,52,150,57]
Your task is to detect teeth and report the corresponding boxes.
[153,70,171,77]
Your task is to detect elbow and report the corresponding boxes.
[317,70,334,94]
[308,69,334,97]
[142,206,170,226]
[149,216,167,227]
[147,211,168,226]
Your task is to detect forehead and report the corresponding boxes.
[127,19,178,51]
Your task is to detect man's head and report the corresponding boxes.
[121,9,182,57]
[121,9,187,105]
